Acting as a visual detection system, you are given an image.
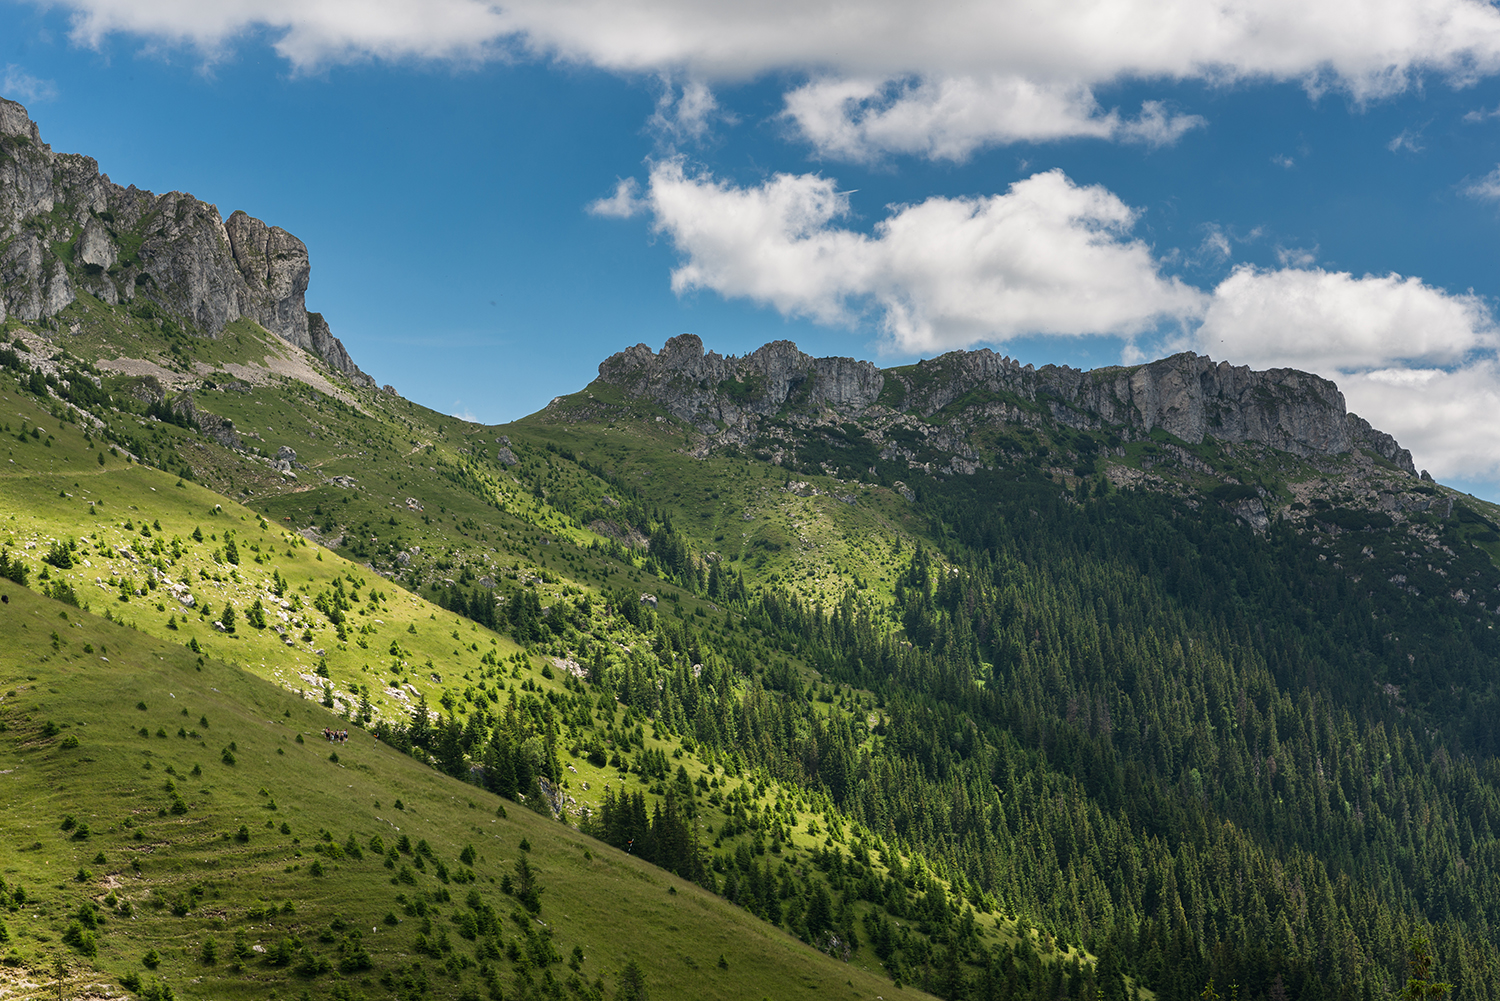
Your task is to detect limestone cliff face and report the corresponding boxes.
[885,349,1413,469]
[598,334,883,426]
[0,97,375,388]
[595,337,1417,474]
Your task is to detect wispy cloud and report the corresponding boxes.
[1275,245,1318,267]
[647,77,733,146]
[1271,153,1295,168]
[587,177,646,219]
[1199,226,1232,263]
[2,64,58,103]
[1464,165,1500,201]
[1387,126,1426,153]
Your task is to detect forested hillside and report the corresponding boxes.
[6,97,1500,1000]
[7,293,1500,1000]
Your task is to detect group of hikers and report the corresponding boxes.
[322,727,350,744]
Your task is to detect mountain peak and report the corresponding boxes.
[0,96,41,143]
[0,94,374,388]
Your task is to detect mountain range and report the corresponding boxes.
[3,95,1500,1001]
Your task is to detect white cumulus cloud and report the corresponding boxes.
[1196,265,1495,372]
[620,162,1205,353]
[493,0,1500,96]
[34,0,1500,154]
[57,0,512,67]
[1340,363,1500,481]
[781,76,1203,162]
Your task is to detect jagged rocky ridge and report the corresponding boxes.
[0,96,374,387]
[595,333,1416,475]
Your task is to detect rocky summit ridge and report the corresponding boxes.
[594,333,1417,475]
[0,96,373,386]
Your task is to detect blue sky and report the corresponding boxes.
[5,0,1500,499]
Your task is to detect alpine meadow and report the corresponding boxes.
[3,92,1500,1001]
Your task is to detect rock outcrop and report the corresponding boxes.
[595,337,1418,475]
[0,96,374,387]
[169,393,241,450]
[597,334,883,427]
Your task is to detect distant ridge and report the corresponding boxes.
[594,333,1416,474]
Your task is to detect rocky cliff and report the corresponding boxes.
[597,334,882,424]
[0,96,375,388]
[594,334,1417,475]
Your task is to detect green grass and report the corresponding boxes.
[0,582,930,1001]
[6,296,1450,1001]
[0,362,988,996]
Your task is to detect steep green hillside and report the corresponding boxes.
[0,346,1023,1001]
[0,581,929,1001]
[7,310,1500,1001]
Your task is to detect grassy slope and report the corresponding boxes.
[0,344,967,999]
[0,581,926,1001]
[512,391,927,608]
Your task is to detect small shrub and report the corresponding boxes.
[268,936,298,966]
[142,948,161,969]
[235,825,250,843]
